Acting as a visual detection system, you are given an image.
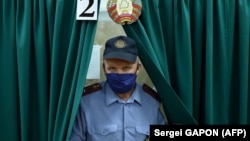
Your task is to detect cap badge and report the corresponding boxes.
[115,39,126,48]
[107,0,142,25]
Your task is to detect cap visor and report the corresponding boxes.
[103,52,137,63]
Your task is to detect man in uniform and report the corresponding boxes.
[69,35,166,141]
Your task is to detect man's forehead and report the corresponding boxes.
[104,59,134,65]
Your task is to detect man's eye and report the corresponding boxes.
[108,67,116,71]
[123,67,131,71]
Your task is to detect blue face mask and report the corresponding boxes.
[106,73,137,94]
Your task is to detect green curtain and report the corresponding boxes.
[123,0,250,124]
[0,0,99,141]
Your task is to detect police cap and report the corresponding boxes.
[103,35,138,63]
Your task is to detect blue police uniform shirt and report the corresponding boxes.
[70,81,166,141]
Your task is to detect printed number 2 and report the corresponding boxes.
[79,0,94,17]
[77,0,97,20]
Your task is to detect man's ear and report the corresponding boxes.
[136,62,142,75]
[102,63,106,74]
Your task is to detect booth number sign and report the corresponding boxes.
[76,0,98,20]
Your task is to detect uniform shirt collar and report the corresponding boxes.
[104,82,142,106]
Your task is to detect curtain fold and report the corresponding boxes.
[123,0,250,124]
[0,0,99,141]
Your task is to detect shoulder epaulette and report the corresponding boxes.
[142,84,161,102]
[83,83,102,96]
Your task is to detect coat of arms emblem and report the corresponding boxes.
[107,0,142,25]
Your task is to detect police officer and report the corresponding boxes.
[69,35,166,141]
